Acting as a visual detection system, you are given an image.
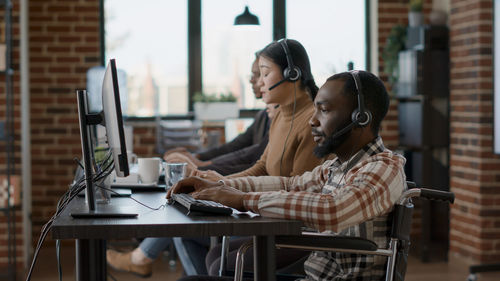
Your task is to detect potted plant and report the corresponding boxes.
[193,92,239,120]
[408,0,423,27]
[382,24,407,92]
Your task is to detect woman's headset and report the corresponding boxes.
[268,38,302,91]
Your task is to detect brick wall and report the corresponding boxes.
[29,0,101,248]
[449,0,500,263]
[128,122,158,157]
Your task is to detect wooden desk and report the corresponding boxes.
[51,191,303,281]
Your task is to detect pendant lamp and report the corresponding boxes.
[234,6,260,25]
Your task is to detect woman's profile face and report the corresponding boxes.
[258,56,288,104]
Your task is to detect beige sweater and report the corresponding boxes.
[229,93,325,177]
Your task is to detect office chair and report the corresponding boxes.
[156,119,203,154]
[229,182,455,281]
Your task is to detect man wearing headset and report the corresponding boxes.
[170,70,407,281]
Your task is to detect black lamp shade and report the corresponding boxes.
[234,6,260,25]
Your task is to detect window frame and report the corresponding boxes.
[100,0,369,118]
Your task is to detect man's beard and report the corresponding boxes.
[313,122,352,158]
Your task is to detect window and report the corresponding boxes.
[202,0,272,109]
[287,0,366,87]
[104,0,367,116]
[105,0,188,116]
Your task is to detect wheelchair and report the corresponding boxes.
[223,182,455,281]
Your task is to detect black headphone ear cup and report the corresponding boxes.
[283,66,301,82]
[282,67,291,80]
[288,67,301,81]
[351,109,372,127]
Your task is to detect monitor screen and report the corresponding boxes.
[102,59,129,177]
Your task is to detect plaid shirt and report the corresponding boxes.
[222,137,407,280]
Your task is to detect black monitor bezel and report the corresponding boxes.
[108,59,129,176]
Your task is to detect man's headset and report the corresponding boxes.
[268,38,302,91]
[328,70,372,140]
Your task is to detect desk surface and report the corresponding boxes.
[51,191,303,240]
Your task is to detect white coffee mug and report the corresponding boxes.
[138,157,162,184]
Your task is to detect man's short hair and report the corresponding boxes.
[327,71,389,135]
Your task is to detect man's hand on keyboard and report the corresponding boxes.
[192,185,245,211]
[166,176,221,199]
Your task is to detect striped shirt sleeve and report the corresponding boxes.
[223,160,331,193]
[241,152,406,232]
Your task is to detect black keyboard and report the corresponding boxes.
[171,193,233,215]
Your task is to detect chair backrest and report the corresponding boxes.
[156,119,203,154]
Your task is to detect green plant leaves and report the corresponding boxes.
[382,24,407,89]
[193,92,237,103]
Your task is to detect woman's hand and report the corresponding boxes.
[190,169,224,181]
[164,152,198,167]
[166,176,221,199]
[192,185,246,211]
[164,151,207,167]
[163,147,189,158]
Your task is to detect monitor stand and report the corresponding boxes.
[71,89,137,219]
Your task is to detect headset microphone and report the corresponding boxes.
[268,77,288,91]
[328,121,358,141]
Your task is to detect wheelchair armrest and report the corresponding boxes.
[276,232,378,252]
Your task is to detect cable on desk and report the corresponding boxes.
[26,150,169,281]
[95,184,167,211]
[25,152,114,281]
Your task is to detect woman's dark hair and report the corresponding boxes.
[327,71,389,135]
[259,39,318,100]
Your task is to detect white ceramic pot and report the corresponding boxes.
[194,102,239,121]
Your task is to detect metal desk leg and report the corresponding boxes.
[253,235,276,281]
[75,239,107,281]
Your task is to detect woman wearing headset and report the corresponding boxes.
[195,38,326,181]
[189,39,329,276]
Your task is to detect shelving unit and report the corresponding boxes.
[396,25,450,262]
[0,0,16,280]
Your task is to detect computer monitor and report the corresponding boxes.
[72,59,136,218]
[102,59,129,177]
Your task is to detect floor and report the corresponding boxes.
[27,244,500,281]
